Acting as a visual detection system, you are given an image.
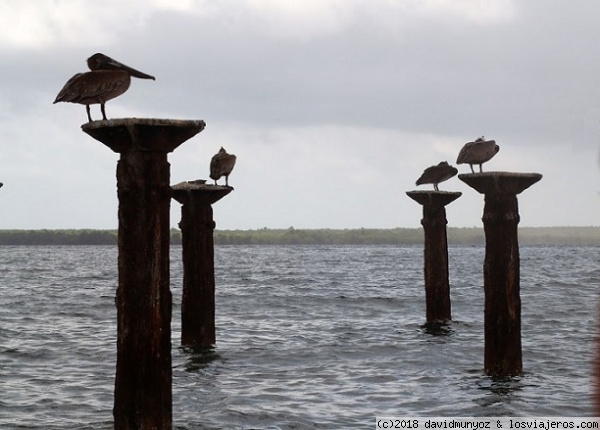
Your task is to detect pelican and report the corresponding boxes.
[210,147,237,186]
[53,53,155,122]
[456,136,499,173]
[416,161,458,191]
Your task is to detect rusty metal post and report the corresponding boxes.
[171,180,232,347]
[406,191,461,324]
[460,172,542,377]
[82,118,205,430]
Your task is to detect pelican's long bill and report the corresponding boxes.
[101,57,155,80]
[54,53,157,122]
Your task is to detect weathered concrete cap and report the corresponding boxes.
[459,171,542,195]
[406,190,462,207]
[171,180,233,205]
[81,118,206,153]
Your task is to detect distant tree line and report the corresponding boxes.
[213,227,426,245]
[0,227,597,246]
[0,229,118,245]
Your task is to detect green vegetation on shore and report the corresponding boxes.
[0,227,598,246]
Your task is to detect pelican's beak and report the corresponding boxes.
[104,57,156,80]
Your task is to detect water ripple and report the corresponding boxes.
[0,245,598,429]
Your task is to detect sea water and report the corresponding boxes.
[0,245,598,429]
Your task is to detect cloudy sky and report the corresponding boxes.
[0,0,599,230]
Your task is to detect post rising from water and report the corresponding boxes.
[82,118,205,430]
[172,180,233,348]
[459,171,542,377]
[406,190,461,325]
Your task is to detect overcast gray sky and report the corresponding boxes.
[1,0,599,230]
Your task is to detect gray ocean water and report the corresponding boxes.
[0,245,598,429]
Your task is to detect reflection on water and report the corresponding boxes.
[472,375,527,415]
[180,346,222,373]
[478,375,525,396]
[422,321,455,336]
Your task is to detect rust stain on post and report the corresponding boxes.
[406,190,461,324]
[82,118,205,430]
[172,181,232,347]
[460,171,542,377]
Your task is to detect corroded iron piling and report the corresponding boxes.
[406,190,461,324]
[459,172,542,377]
[82,118,205,430]
[171,180,232,347]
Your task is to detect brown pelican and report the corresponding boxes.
[53,53,155,122]
[416,161,458,191]
[210,147,237,186]
[456,136,499,173]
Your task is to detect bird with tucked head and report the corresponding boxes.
[416,161,458,191]
[456,136,499,173]
[210,147,237,187]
